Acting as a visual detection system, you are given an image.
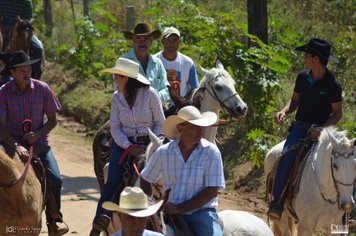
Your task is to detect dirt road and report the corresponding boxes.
[39,118,268,235]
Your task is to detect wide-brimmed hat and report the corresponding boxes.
[124,23,161,40]
[102,187,163,217]
[162,27,180,38]
[163,105,217,139]
[102,58,150,85]
[6,50,41,68]
[295,38,338,63]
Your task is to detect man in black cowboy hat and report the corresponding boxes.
[267,38,343,220]
[0,50,69,235]
[121,22,170,107]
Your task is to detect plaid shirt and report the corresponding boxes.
[0,79,61,145]
[141,139,225,214]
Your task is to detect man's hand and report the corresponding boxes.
[163,202,182,215]
[15,145,30,162]
[309,127,322,141]
[274,111,286,124]
[23,131,38,144]
[128,145,146,157]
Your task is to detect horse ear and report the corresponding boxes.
[327,128,339,149]
[199,66,209,76]
[16,15,21,22]
[29,18,35,24]
[215,60,224,70]
[350,137,356,146]
[147,128,162,149]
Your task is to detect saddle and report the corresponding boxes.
[266,139,315,220]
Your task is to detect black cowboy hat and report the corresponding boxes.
[6,50,41,69]
[295,38,339,63]
[123,23,161,40]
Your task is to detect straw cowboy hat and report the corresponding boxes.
[123,23,161,40]
[295,38,339,63]
[6,50,41,69]
[102,58,150,85]
[163,105,218,139]
[102,187,163,217]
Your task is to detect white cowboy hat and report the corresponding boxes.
[102,187,163,218]
[102,58,150,85]
[163,105,217,139]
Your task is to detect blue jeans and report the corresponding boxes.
[272,123,309,204]
[95,142,124,218]
[180,208,222,236]
[37,147,63,218]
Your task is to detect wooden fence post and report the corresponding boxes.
[126,6,135,30]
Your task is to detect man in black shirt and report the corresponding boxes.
[267,38,343,220]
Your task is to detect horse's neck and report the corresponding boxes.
[200,96,220,143]
[308,141,336,197]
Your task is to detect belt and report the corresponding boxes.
[128,135,150,144]
[293,121,321,129]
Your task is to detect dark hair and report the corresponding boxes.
[125,78,149,107]
[307,50,328,66]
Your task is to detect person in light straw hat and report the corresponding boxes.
[267,38,343,221]
[90,58,165,236]
[140,106,225,236]
[102,187,164,236]
[120,23,170,108]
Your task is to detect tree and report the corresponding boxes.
[43,0,53,37]
[247,0,268,44]
[83,0,89,17]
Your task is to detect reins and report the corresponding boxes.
[201,80,238,115]
[0,119,34,192]
[311,143,355,206]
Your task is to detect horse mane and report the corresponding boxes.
[319,126,348,145]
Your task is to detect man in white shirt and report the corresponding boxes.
[141,106,225,236]
[155,27,199,115]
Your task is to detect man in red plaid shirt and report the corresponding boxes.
[0,50,68,236]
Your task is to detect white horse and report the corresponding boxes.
[264,127,356,236]
[195,60,247,142]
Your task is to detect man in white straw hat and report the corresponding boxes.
[102,187,164,236]
[140,105,225,236]
[121,22,170,107]
[155,26,199,116]
[90,58,165,236]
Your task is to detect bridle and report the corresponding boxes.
[311,146,355,206]
[201,76,238,114]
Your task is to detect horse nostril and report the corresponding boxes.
[235,105,247,115]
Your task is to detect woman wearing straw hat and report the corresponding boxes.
[102,187,164,236]
[267,38,343,220]
[90,58,165,236]
[140,106,225,236]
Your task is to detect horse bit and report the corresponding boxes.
[312,146,355,206]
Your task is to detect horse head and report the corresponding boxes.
[195,60,247,118]
[326,129,356,213]
[9,16,34,54]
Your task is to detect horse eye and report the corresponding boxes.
[332,163,338,170]
[214,85,223,91]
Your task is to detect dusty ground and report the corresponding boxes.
[38,116,269,235]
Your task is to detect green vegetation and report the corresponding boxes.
[32,0,355,168]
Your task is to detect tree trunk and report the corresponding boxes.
[83,0,89,17]
[43,0,53,37]
[247,0,268,45]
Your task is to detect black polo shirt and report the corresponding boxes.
[294,69,342,125]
